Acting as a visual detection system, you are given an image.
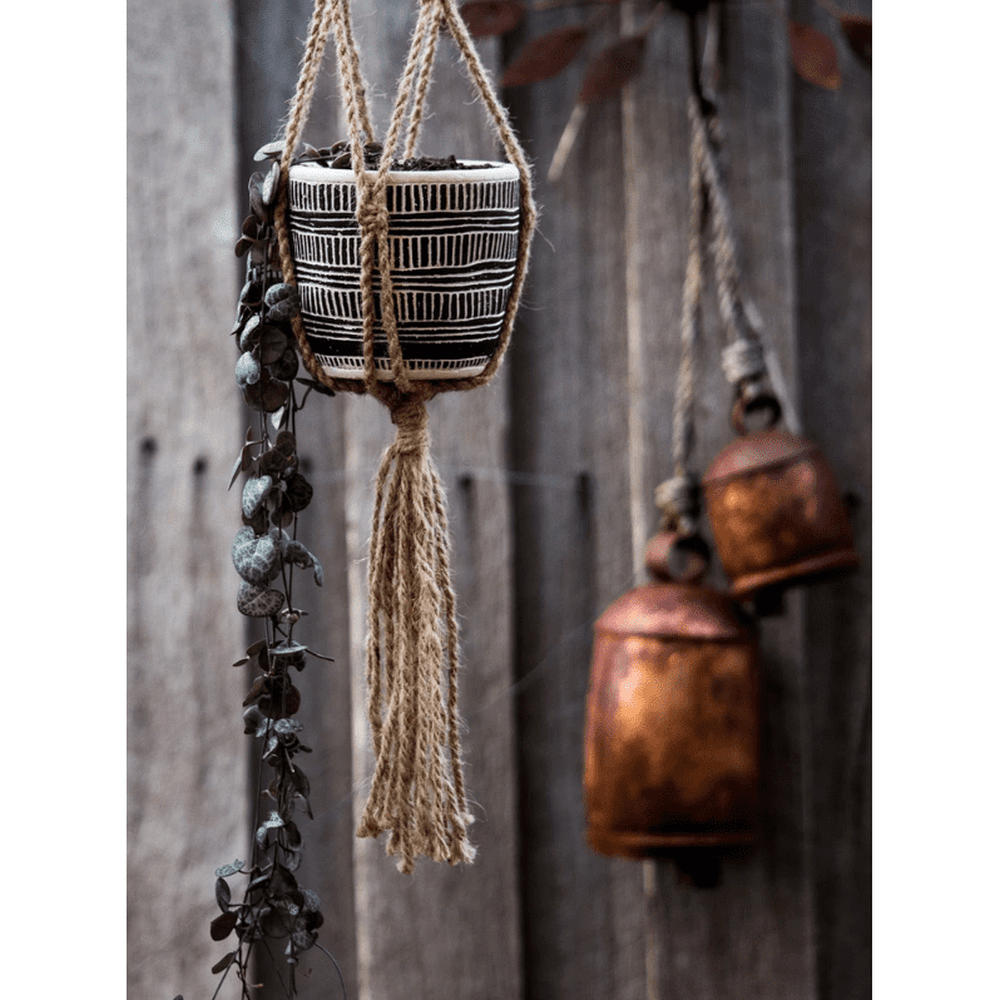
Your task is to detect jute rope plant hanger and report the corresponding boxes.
[270,0,536,874]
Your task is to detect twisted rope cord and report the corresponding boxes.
[656,93,705,538]
[405,1,442,159]
[273,0,367,399]
[269,0,536,873]
[356,394,473,872]
[273,0,536,400]
[687,96,768,388]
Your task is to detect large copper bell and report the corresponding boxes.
[702,393,860,612]
[584,532,761,874]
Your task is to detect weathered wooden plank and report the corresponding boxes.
[790,2,872,997]
[503,8,647,998]
[334,7,526,999]
[234,0,359,994]
[127,0,247,996]
[620,1,818,996]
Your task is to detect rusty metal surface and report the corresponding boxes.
[595,581,757,642]
[702,429,859,598]
[585,631,760,857]
[584,537,761,859]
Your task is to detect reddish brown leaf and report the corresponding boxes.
[840,14,871,66]
[460,0,526,37]
[577,35,646,105]
[788,21,841,90]
[502,26,588,87]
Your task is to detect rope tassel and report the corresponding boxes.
[271,0,536,873]
[357,394,475,873]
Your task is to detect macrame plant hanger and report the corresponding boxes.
[270,0,537,874]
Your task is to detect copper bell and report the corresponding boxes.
[584,532,760,871]
[702,394,860,612]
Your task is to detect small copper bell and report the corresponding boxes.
[702,394,860,612]
[583,532,760,872]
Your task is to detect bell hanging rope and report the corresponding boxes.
[584,53,760,884]
[270,0,537,873]
[682,47,860,612]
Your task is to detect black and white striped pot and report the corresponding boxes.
[287,160,521,381]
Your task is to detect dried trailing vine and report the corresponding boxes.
[176,141,344,1000]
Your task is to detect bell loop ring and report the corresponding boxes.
[731,391,782,437]
[645,530,711,584]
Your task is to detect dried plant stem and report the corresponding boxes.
[547,102,587,183]
[547,2,664,183]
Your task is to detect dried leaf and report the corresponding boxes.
[243,674,270,707]
[285,474,314,514]
[264,283,298,309]
[502,26,588,87]
[241,475,273,519]
[237,581,285,618]
[305,647,336,663]
[243,377,289,414]
[265,297,298,325]
[272,862,299,896]
[229,453,245,491]
[788,21,841,89]
[840,14,871,66]
[239,314,262,353]
[247,639,268,658]
[232,526,281,585]
[578,35,646,105]
[262,161,281,207]
[289,764,311,800]
[275,430,297,457]
[214,859,245,878]
[210,911,238,941]
[215,876,232,911]
[256,812,285,846]
[460,0,525,37]
[211,952,236,975]
[268,346,300,381]
[255,140,284,162]
[259,327,288,365]
[236,351,261,389]
[272,641,309,658]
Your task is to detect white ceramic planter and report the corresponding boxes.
[287,160,521,380]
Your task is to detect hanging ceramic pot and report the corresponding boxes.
[702,394,860,608]
[287,160,522,380]
[584,532,761,862]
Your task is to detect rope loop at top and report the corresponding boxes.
[272,0,537,402]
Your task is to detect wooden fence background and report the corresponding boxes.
[127,0,870,997]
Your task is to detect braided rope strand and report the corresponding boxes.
[269,0,537,873]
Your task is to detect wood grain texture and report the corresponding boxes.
[127,0,247,996]
[128,0,871,994]
[619,2,818,996]
[505,8,647,997]
[336,8,526,999]
[790,2,872,997]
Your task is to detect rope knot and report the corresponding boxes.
[391,396,430,454]
[655,473,701,536]
[721,337,766,386]
[356,178,387,238]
